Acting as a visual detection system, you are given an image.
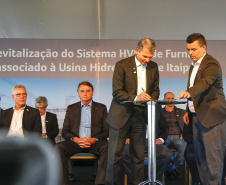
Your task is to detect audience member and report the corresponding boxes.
[163,92,187,178]
[57,81,109,185]
[35,96,59,144]
[0,84,42,138]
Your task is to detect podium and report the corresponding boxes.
[122,100,187,185]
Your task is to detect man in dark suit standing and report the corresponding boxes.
[35,96,59,144]
[178,33,226,185]
[57,81,109,185]
[106,38,160,185]
[0,84,42,137]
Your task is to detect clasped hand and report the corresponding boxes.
[73,137,96,148]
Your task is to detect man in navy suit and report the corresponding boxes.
[0,84,42,138]
[57,81,109,185]
[35,96,59,144]
[106,38,160,185]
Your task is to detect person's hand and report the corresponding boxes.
[72,137,96,148]
[42,133,48,139]
[82,137,96,147]
[183,112,189,125]
[136,92,151,101]
[178,91,191,99]
[125,138,130,144]
[156,138,163,145]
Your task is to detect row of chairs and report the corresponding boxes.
[69,149,193,185]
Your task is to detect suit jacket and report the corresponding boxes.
[0,105,42,136]
[186,54,226,128]
[45,112,59,144]
[182,120,193,144]
[0,109,3,119]
[156,104,169,141]
[163,106,186,133]
[62,101,109,141]
[107,55,160,129]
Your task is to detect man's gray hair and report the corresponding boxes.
[136,38,156,53]
[35,96,48,106]
[12,84,26,95]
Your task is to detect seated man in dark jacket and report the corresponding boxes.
[121,104,172,183]
[35,96,59,144]
[57,81,109,185]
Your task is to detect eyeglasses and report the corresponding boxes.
[13,93,27,97]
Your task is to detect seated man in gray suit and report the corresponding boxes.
[121,104,172,183]
[0,84,42,138]
[35,96,59,144]
[57,81,109,185]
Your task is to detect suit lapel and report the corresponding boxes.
[146,63,151,92]
[187,65,194,89]
[45,112,49,129]
[22,106,29,129]
[131,56,137,94]
[91,101,97,134]
[6,108,14,128]
[194,54,207,84]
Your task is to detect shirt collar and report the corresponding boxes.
[41,112,46,118]
[191,52,206,66]
[135,56,147,68]
[13,105,26,111]
[81,101,92,107]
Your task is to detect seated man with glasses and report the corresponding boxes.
[0,84,42,138]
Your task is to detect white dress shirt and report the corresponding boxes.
[41,113,47,134]
[135,56,147,100]
[188,53,206,113]
[7,106,25,138]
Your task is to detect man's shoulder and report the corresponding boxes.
[116,55,135,64]
[25,105,39,114]
[92,101,107,109]
[1,107,13,117]
[46,111,57,117]
[4,107,13,112]
[174,106,185,113]
[67,102,80,109]
[203,54,219,65]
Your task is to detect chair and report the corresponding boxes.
[69,153,98,180]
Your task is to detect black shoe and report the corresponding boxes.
[69,174,76,182]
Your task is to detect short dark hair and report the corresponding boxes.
[164,92,174,99]
[77,81,94,92]
[186,33,206,47]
